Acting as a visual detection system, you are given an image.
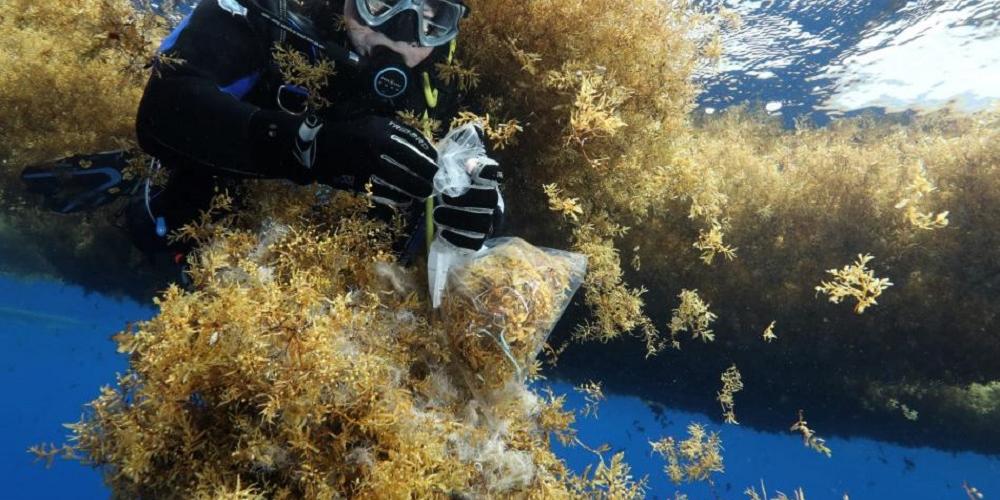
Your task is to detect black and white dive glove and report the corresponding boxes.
[250,110,438,206]
[300,114,439,211]
[433,163,504,251]
[250,110,502,250]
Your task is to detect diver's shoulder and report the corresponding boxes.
[176,0,273,49]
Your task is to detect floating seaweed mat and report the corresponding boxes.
[441,237,587,392]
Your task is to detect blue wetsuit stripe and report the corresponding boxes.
[219,71,262,99]
[158,13,194,53]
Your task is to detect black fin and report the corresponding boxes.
[20,150,139,214]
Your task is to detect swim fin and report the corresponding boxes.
[20,150,140,214]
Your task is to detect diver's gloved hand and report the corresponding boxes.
[433,126,505,252]
[434,183,505,251]
[315,115,438,211]
[249,110,438,210]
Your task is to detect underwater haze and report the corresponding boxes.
[2,0,1000,498]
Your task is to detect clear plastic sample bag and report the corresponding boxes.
[440,237,587,391]
[427,124,587,390]
[427,122,502,308]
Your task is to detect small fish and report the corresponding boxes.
[0,306,86,328]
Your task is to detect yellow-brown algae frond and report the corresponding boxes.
[964,482,985,500]
[745,480,808,500]
[573,380,605,419]
[886,398,919,421]
[395,109,442,140]
[120,154,169,187]
[717,364,744,425]
[168,192,235,248]
[567,451,649,499]
[743,479,808,500]
[27,443,76,469]
[815,254,893,314]
[790,410,832,458]
[700,33,725,62]
[150,52,187,79]
[543,183,584,222]
[630,246,642,272]
[567,73,629,146]
[449,111,523,150]
[506,38,543,76]
[777,488,808,500]
[762,321,777,343]
[895,163,950,230]
[650,423,724,485]
[441,238,586,392]
[537,387,578,447]
[570,219,665,357]
[435,58,481,91]
[271,43,335,110]
[669,289,718,343]
[693,219,737,265]
[906,208,950,231]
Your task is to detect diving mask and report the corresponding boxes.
[354,0,466,47]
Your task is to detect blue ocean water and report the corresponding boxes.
[0,277,151,498]
[1,276,997,498]
[553,385,1000,498]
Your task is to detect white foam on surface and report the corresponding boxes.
[819,0,1000,113]
[696,0,1000,116]
[751,70,777,79]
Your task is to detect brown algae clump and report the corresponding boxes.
[0,0,171,297]
[815,254,893,314]
[0,0,165,167]
[650,423,725,485]
[52,190,618,497]
[442,238,586,391]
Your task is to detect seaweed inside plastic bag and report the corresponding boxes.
[441,237,587,392]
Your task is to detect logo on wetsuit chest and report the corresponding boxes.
[373,66,408,100]
[368,46,410,100]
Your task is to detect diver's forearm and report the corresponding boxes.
[136,75,303,180]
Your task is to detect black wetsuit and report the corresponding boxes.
[130,0,461,253]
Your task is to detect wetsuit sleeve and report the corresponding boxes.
[136,0,301,179]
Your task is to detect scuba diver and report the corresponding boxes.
[22,0,503,262]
